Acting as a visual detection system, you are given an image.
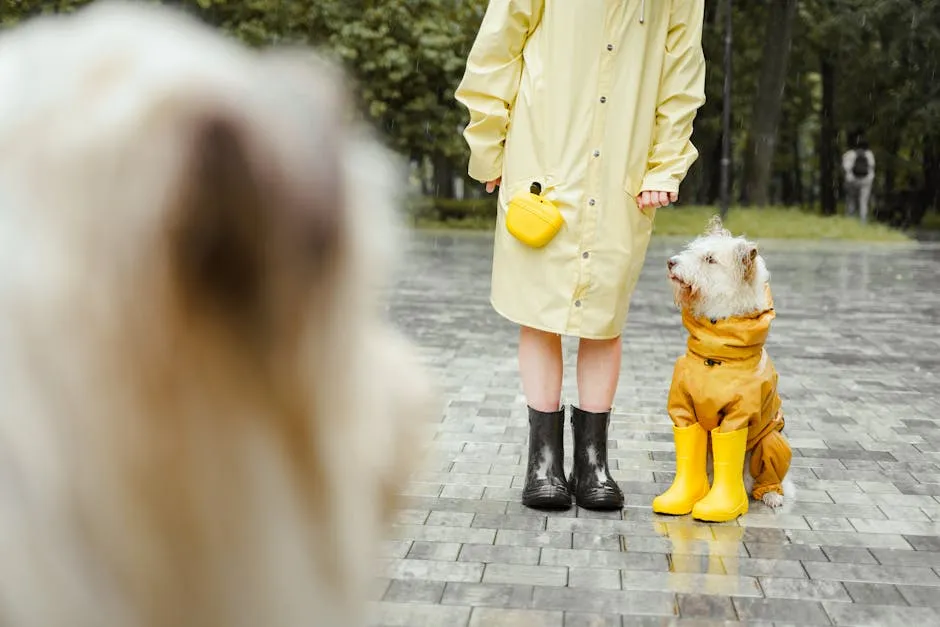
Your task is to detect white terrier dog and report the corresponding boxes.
[663,217,793,515]
[0,3,434,626]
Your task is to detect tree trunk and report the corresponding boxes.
[793,127,804,208]
[741,0,798,207]
[923,135,940,213]
[431,152,454,199]
[819,55,837,216]
[707,132,723,205]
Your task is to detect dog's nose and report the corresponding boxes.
[667,257,677,271]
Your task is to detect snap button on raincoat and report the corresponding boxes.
[668,289,791,499]
[455,0,706,339]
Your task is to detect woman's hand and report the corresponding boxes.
[637,190,678,210]
[485,178,501,194]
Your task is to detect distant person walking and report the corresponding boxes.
[842,138,875,223]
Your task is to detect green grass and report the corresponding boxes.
[411,197,910,242]
[920,211,940,231]
[650,205,909,242]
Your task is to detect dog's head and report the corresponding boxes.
[0,1,405,371]
[666,216,769,319]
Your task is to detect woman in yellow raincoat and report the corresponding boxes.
[455,0,706,510]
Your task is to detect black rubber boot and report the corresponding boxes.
[569,406,624,510]
[521,406,572,510]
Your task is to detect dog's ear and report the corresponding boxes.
[169,109,342,319]
[171,113,267,314]
[739,240,758,281]
[705,215,729,237]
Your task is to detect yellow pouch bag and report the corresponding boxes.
[505,182,564,248]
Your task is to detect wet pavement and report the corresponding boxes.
[372,230,940,627]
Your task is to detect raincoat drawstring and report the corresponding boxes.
[639,0,645,24]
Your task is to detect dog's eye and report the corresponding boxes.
[704,255,717,264]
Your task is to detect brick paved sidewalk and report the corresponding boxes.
[373,231,940,627]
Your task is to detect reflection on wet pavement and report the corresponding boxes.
[372,233,940,626]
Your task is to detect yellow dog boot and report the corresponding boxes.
[652,424,710,515]
[692,428,749,522]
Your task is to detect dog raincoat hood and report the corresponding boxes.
[683,290,775,363]
[455,0,706,339]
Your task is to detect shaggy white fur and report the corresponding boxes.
[667,215,771,320]
[0,3,435,626]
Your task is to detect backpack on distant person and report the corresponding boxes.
[851,148,870,178]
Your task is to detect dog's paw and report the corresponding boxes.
[761,492,784,509]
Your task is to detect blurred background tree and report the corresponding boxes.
[2,0,938,228]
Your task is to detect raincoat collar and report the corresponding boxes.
[682,285,775,363]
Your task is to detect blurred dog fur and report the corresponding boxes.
[0,3,434,626]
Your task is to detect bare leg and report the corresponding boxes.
[859,182,872,224]
[576,336,622,412]
[519,326,570,509]
[569,335,624,509]
[845,182,858,217]
[519,326,563,412]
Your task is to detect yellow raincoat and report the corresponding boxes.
[667,289,791,499]
[455,0,706,339]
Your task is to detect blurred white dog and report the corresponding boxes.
[0,3,434,626]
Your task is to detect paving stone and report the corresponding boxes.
[385,559,484,583]
[620,570,762,597]
[562,613,622,627]
[572,533,622,551]
[396,509,431,525]
[408,541,462,561]
[731,597,830,624]
[381,234,940,626]
[530,586,676,616]
[758,577,851,601]
[904,534,940,551]
[440,484,486,500]
[567,567,621,590]
[404,496,508,515]
[802,561,940,586]
[896,584,940,607]
[371,602,471,627]
[469,607,563,627]
[427,511,475,527]
[495,529,572,549]
[380,540,413,559]
[458,544,541,566]
[384,579,447,604]
[539,547,668,571]
[676,594,737,620]
[440,582,533,609]
[720,556,806,579]
[393,524,497,545]
[843,582,908,606]
[482,563,568,587]
[871,548,940,567]
[473,513,547,531]
[744,542,828,562]
[820,546,877,564]
[822,602,940,626]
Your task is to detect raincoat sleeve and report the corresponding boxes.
[454,0,544,183]
[640,0,707,195]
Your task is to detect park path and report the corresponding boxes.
[372,231,940,627]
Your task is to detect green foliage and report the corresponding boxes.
[3,0,938,225]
